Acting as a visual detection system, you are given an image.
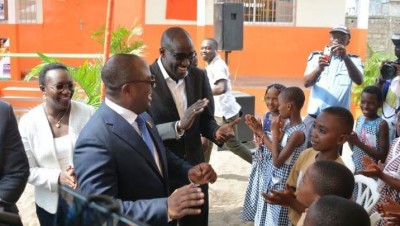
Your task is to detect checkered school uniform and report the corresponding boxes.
[242,112,273,221]
[352,115,383,172]
[371,138,400,226]
[254,122,306,226]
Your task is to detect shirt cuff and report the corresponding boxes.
[175,121,185,139]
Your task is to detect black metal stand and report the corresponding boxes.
[224,50,231,65]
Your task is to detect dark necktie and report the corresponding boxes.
[135,115,155,157]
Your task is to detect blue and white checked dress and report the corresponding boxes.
[254,122,306,226]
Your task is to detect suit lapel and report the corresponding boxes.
[100,104,163,178]
[152,63,181,118]
[184,71,196,107]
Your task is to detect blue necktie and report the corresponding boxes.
[136,115,155,157]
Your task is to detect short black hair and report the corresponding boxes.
[161,26,192,49]
[204,38,218,50]
[38,62,69,86]
[265,83,286,96]
[279,86,305,110]
[305,195,370,226]
[321,106,354,134]
[362,85,383,102]
[308,160,354,199]
[101,53,142,97]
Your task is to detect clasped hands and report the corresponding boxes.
[167,163,217,220]
[262,183,296,207]
[244,114,284,145]
[356,155,383,178]
[178,98,240,143]
[377,195,400,225]
[59,165,77,189]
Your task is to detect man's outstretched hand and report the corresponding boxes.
[215,117,241,143]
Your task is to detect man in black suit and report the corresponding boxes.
[0,101,29,218]
[148,26,239,226]
[74,54,217,226]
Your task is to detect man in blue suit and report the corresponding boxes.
[73,54,217,226]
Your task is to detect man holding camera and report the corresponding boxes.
[376,34,400,141]
[303,26,364,147]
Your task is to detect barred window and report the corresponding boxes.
[215,0,295,24]
[0,0,42,24]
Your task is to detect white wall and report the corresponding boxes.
[146,0,347,28]
[296,0,347,27]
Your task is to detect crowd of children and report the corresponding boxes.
[241,84,400,226]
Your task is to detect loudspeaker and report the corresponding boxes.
[214,3,244,51]
[232,91,254,142]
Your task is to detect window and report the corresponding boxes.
[215,0,295,24]
[0,0,42,24]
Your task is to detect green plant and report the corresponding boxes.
[24,53,103,108]
[91,22,146,55]
[352,45,396,106]
[25,23,146,108]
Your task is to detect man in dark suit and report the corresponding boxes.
[0,101,29,218]
[73,54,217,226]
[148,26,239,226]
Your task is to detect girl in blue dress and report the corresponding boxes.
[246,87,307,225]
[242,83,285,221]
[349,86,389,172]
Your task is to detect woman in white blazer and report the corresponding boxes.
[18,63,95,225]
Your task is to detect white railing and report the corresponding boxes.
[0,53,102,58]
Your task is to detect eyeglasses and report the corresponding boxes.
[123,75,156,88]
[49,83,74,92]
[163,47,197,61]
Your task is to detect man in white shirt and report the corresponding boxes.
[200,38,252,163]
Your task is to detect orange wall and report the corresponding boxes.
[141,25,366,78]
[1,0,108,79]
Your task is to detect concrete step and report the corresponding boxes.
[0,96,42,109]
[2,86,42,98]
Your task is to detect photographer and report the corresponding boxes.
[303,25,364,148]
[376,34,400,141]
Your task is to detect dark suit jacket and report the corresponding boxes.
[0,101,29,214]
[148,61,219,171]
[74,103,192,226]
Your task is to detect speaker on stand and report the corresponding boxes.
[214,2,244,65]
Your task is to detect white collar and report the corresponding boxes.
[104,98,138,125]
[157,57,187,82]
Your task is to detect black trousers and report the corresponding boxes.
[36,204,56,226]
[171,184,209,226]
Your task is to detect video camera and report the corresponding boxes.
[381,33,400,80]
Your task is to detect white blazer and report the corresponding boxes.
[19,100,95,214]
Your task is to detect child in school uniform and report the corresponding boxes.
[242,83,285,221]
[349,85,389,172]
[264,106,355,226]
[246,86,307,225]
[358,111,400,226]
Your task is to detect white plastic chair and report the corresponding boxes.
[354,174,380,213]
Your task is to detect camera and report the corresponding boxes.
[381,60,400,81]
[381,33,400,80]
[323,45,333,65]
